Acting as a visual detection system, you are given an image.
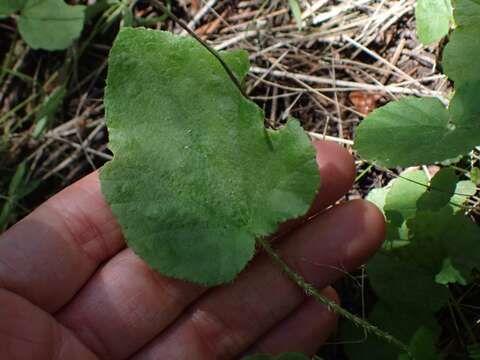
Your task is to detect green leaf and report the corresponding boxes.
[417,168,457,211]
[435,257,468,285]
[18,0,85,50]
[443,26,480,86]
[288,0,303,30]
[450,180,476,210]
[408,207,480,281]
[398,327,440,360]
[342,302,440,360]
[385,170,429,222]
[366,186,389,215]
[368,252,449,312]
[0,0,26,16]
[242,353,309,360]
[354,95,480,167]
[454,0,480,27]
[470,167,480,185]
[415,0,452,44]
[100,28,320,285]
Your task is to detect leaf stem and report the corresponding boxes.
[151,0,249,99]
[256,236,413,359]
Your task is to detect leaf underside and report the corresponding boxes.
[101,28,320,285]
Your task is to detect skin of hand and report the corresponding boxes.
[0,140,385,360]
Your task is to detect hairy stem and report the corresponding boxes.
[256,236,413,358]
[151,0,249,99]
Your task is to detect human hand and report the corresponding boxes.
[0,140,385,360]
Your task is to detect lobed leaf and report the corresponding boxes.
[435,257,467,285]
[100,28,320,285]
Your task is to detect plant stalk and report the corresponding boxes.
[256,236,413,359]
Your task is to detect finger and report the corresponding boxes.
[274,140,355,236]
[311,140,355,211]
[57,199,379,360]
[132,200,385,360]
[0,140,351,314]
[245,287,339,357]
[0,172,125,312]
[0,288,98,360]
[56,248,205,360]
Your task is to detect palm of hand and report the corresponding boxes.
[0,141,384,360]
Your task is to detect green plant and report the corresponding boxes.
[1,0,86,50]
[101,27,320,285]
[343,0,480,358]
[415,0,452,44]
[100,25,413,359]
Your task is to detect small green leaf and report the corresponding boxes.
[417,168,457,211]
[470,167,480,185]
[450,180,476,210]
[288,0,303,30]
[398,327,440,360]
[366,187,389,216]
[18,0,85,50]
[435,257,467,285]
[101,28,320,285]
[0,0,26,16]
[354,95,480,167]
[415,0,452,45]
[242,353,309,360]
[385,170,429,222]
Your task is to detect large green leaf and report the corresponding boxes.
[18,0,85,50]
[454,0,480,26]
[100,28,320,285]
[443,26,480,86]
[415,0,452,44]
[354,93,480,167]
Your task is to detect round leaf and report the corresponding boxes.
[354,93,480,167]
[18,0,85,50]
[100,28,320,285]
